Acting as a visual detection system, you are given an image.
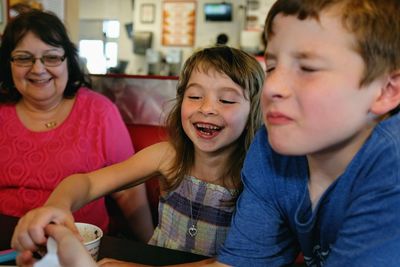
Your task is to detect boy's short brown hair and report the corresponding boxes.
[265,0,400,87]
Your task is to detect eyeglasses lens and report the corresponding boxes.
[11,55,65,67]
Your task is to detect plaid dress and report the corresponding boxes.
[148,176,238,256]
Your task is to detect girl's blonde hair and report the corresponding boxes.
[165,46,264,197]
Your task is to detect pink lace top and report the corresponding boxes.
[0,88,134,232]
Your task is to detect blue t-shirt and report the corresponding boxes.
[218,114,400,266]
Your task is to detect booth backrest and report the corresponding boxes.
[127,123,167,221]
[91,74,175,238]
[107,123,167,238]
[127,124,167,151]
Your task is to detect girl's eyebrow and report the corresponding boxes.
[220,86,246,97]
[186,82,244,96]
[186,82,202,89]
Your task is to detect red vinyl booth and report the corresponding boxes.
[127,123,167,222]
[106,124,167,238]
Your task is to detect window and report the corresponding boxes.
[79,20,120,74]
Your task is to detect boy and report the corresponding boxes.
[215,0,400,266]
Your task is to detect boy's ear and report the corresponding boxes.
[370,70,400,115]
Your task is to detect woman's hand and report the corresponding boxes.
[11,206,77,252]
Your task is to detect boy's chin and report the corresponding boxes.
[269,139,304,156]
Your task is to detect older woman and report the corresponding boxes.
[0,10,154,241]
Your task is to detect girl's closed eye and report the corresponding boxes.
[219,90,244,104]
[187,95,202,100]
[220,99,236,104]
[184,86,203,100]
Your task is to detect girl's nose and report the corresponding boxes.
[199,97,217,115]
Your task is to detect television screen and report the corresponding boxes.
[204,3,232,21]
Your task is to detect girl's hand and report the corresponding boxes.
[11,206,77,252]
[15,250,36,267]
[45,224,96,267]
[16,224,96,267]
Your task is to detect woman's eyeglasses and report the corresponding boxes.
[10,54,66,67]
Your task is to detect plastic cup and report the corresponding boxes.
[75,222,103,261]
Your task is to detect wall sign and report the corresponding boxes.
[162,1,196,46]
[140,3,155,24]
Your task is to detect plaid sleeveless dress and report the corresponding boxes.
[148,175,238,256]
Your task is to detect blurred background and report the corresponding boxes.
[0,0,274,76]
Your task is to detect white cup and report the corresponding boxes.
[75,222,103,261]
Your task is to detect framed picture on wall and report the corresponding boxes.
[140,3,155,24]
[162,1,196,46]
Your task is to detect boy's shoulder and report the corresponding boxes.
[364,113,400,154]
[350,113,400,179]
[373,113,400,143]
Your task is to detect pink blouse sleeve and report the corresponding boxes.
[102,102,135,164]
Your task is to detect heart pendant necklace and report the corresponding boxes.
[187,182,201,237]
[188,225,197,237]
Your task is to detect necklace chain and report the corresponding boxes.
[188,182,201,237]
[20,99,63,129]
[44,121,57,128]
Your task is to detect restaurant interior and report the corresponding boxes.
[0,0,306,266]
[1,0,271,76]
[0,0,271,124]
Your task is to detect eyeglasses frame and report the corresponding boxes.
[10,54,67,67]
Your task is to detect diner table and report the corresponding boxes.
[0,214,18,266]
[0,214,306,266]
[0,214,208,266]
[98,235,207,265]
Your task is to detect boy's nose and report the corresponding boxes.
[263,69,291,100]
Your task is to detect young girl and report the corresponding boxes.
[12,46,264,260]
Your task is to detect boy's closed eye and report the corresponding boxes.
[297,54,328,73]
[300,65,319,72]
[266,66,275,74]
[265,59,276,74]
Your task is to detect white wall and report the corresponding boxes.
[0,0,8,33]
[77,0,134,72]
[75,0,275,75]
[130,0,248,74]
[64,0,79,43]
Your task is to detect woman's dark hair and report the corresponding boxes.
[0,10,91,103]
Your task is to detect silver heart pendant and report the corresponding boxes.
[188,225,197,237]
